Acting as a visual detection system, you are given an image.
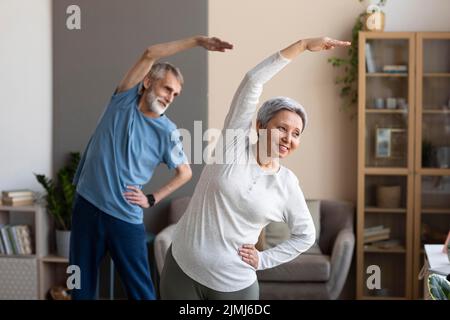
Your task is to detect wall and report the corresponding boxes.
[0,0,52,194]
[208,0,450,204]
[384,0,450,31]
[52,0,208,233]
[208,0,363,203]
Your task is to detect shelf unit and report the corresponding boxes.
[0,204,50,299]
[357,32,415,300]
[413,32,450,299]
[0,204,70,299]
[357,32,450,300]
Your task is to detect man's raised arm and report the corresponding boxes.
[116,36,233,93]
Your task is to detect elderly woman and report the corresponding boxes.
[160,36,351,300]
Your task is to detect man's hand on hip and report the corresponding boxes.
[123,186,150,208]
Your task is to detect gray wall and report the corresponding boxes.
[53,0,208,234]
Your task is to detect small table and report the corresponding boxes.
[420,244,450,299]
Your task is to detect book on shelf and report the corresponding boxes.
[2,189,34,198]
[1,196,34,206]
[0,225,4,254]
[364,225,391,243]
[0,224,33,256]
[365,43,376,73]
[368,239,403,250]
[364,233,390,244]
[0,226,13,255]
[382,65,407,73]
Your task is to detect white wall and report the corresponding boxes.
[384,0,450,31]
[0,0,52,194]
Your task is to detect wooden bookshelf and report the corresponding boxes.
[358,31,450,300]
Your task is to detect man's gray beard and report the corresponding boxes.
[145,90,168,115]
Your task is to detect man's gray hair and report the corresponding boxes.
[147,62,184,85]
[257,96,307,133]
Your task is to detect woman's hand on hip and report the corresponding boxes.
[123,185,150,208]
[239,244,259,269]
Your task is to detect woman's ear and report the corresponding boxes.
[256,121,263,131]
[256,121,265,138]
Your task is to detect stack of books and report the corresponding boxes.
[382,65,408,74]
[0,224,33,255]
[364,225,391,244]
[1,189,35,206]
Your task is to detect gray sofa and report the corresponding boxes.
[154,196,355,300]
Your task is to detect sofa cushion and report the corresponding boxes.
[257,253,330,282]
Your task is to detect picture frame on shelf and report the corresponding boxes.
[375,128,391,158]
[375,127,406,159]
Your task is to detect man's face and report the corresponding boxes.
[144,72,182,114]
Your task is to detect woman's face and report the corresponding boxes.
[257,109,303,159]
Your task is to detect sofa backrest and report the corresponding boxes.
[318,200,355,255]
[168,196,191,224]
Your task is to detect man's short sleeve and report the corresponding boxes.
[164,128,188,169]
[110,83,140,108]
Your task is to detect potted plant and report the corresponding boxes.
[328,0,388,116]
[35,152,80,258]
[428,274,450,300]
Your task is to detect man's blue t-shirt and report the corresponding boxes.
[73,84,188,224]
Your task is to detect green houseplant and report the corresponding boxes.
[328,0,387,116]
[428,274,450,300]
[328,12,364,116]
[35,152,80,258]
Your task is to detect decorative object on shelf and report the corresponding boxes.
[396,98,407,110]
[34,152,80,258]
[422,139,436,167]
[375,127,406,159]
[436,146,450,168]
[49,286,71,300]
[374,97,384,109]
[386,97,397,109]
[363,1,386,32]
[376,185,401,208]
[375,128,392,158]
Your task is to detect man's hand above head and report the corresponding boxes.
[197,36,234,52]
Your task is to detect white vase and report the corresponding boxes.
[56,230,71,259]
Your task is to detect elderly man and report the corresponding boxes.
[70,36,233,300]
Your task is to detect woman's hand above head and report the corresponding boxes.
[238,244,259,269]
[303,37,351,52]
[280,36,351,60]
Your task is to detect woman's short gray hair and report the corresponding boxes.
[257,96,307,133]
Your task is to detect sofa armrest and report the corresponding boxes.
[326,228,355,299]
[154,224,177,275]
